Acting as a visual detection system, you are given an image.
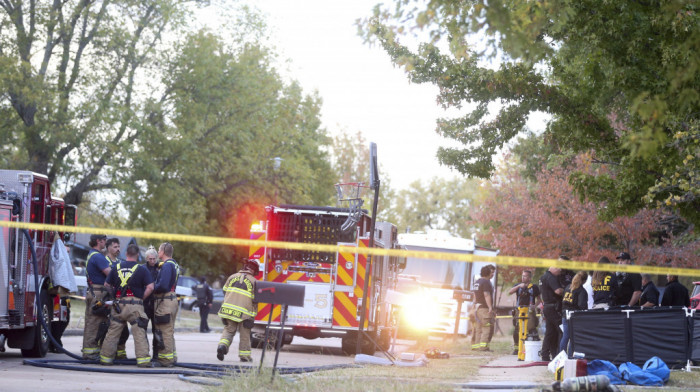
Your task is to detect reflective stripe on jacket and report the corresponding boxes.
[218,271,257,322]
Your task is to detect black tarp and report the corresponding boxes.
[570,308,690,368]
[692,312,700,363]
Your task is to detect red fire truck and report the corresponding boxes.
[0,170,76,357]
[248,204,401,355]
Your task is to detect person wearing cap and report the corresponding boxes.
[614,252,642,307]
[660,275,690,307]
[81,234,111,359]
[216,260,259,363]
[193,276,213,333]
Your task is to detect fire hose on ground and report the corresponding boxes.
[20,229,358,386]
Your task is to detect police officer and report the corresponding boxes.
[591,256,618,308]
[194,276,213,333]
[100,244,154,367]
[539,262,564,362]
[81,234,110,359]
[105,237,129,359]
[217,260,259,362]
[472,265,496,352]
[153,242,180,367]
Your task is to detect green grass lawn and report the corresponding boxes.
[67,297,220,330]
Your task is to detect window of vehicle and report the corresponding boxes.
[177,276,198,289]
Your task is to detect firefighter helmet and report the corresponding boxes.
[245,260,259,276]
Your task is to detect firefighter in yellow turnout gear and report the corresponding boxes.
[217,260,259,362]
[99,244,154,367]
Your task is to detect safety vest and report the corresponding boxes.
[115,263,139,298]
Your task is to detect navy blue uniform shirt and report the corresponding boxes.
[86,249,110,285]
[106,261,153,299]
[154,259,179,294]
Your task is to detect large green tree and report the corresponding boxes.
[0,0,203,205]
[122,30,335,275]
[362,0,700,225]
[391,176,483,239]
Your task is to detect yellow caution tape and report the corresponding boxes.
[2,220,698,277]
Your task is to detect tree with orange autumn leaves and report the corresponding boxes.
[470,153,699,284]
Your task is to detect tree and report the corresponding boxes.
[470,153,699,271]
[121,30,335,274]
[390,176,483,238]
[361,0,700,226]
[0,0,204,205]
[330,129,396,221]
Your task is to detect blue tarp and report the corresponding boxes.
[588,357,669,386]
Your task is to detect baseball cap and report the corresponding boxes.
[90,234,107,242]
[616,252,631,260]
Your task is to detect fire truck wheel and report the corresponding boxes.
[251,331,285,350]
[21,290,50,358]
[341,332,376,356]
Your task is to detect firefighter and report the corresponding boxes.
[100,244,154,367]
[194,276,213,333]
[217,260,258,363]
[143,247,160,358]
[152,242,180,367]
[472,265,496,351]
[81,234,111,360]
[105,237,129,359]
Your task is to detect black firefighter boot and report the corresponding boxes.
[217,344,228,361]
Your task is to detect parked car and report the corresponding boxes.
[176,275,198,297]
[73,266,88,296]
[184,288,224,312]
[690,281,700,309]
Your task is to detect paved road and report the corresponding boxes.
[0,330,361,392]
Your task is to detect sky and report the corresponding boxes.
[236,1,463,191]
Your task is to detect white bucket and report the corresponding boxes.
[523,340,542,362]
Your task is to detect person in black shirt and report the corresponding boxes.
[539,262,564,362]
[661,275,690,307]
[614,252,642,306]
[559,271,588,355]
[472,265,496,351]
[194,276,213,333]
[639,274,660,307]
[508,270,541,355]
[592,256,618,308]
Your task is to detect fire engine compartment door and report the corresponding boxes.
[285,282,333,327]
[0,201,11,318]
[334,242,356,292]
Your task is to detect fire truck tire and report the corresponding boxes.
[21,290,50,358]
[251,331,286,350]
[341,332,375,356]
